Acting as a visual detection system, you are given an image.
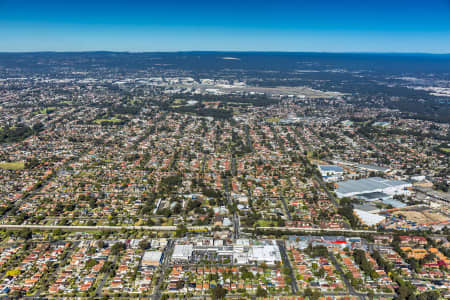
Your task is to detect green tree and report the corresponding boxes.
[175,224,187,237]
[304,287,313,297]
[311,290,322,300]
[85,259,97,269]
[139,239,150,250]
[111,242,126,255]
[256,286,268,298]
[211,284,227,299]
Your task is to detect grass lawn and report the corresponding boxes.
[173,98,186,105]
[94,119,122,124]
[227,102,250,106]
[0,161,25,170]
[440,148,450,153]
[255,219,276,227]
[265,117,281,123]
[40,107,57,114]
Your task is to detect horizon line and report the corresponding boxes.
[0,50,449,55]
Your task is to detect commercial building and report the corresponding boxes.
[142,251,163,267]
[354,209,386,226]
[356,192,391,202]
[318,165,344,182]
[172,245,193,263]
[356,164,390,173]
[170,240,282,266]
[248,243,282,266]
[336,177,411,198]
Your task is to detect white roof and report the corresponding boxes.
[172,244,193,259]
[233,252,249,265]
[235,239,250,246]
[354,209,386,226]
[248,245,281,263]
[319,165,344,172]
[337,177,410,196]
[142,251,162,262]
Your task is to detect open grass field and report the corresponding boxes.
[227,102,251,106]
[94,119,122,124]
[40,107,57,114]
[173,98,186,105]
[0,161,25,170]
[255,219,277,227]
[265,117,281,123]
[440,148,450,153]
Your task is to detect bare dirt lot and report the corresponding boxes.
[393,209,449,225]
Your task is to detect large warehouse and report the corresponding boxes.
[318,165,344,182]
[336,177,412,198]
[171,245,193,262]
[248,244,282,266]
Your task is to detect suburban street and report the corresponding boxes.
[277,240,299,295]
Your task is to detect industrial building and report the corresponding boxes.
[248,243,282,266]
[318,165,344,182]
[336,177,412,198]
[356,164,390,173]
[286,235,363,250]
[354,209,386,226]
[142,251,163,267]
[356,191,406,208]
[172,245,193,263]
[170,240,282,266]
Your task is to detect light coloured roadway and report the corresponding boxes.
[0,224,379,234]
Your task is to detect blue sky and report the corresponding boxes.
[0,0,449,53]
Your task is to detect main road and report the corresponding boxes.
[0,224,380,235]
[153,239,175,300]
[0,224,211,231]
[253,226,377,234]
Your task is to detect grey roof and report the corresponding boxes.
[143,251,162,262]
[354,203,379,212]
[172,245,193,259]
[322,236,345,241]
[319,165,344,172]
[382,199,406,208]
[357,192,391,201]
[357,164,389,172]
[336,177,410,196]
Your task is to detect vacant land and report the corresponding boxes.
[393,209,448,225]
